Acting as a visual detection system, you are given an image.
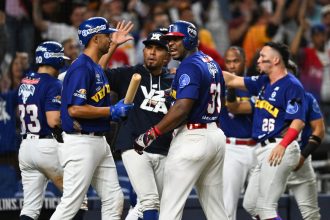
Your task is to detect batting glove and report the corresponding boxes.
[134,127,162,155]
[110,99,134,121]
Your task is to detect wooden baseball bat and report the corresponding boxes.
[124,73,141,104]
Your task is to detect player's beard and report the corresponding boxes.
[99,44,109,56]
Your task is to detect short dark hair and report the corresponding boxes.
[227,46,246,61]
[264,42,290,67]
[287,59,298,77]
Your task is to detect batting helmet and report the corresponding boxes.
[35,41,69,70]
[78,17,117,46]
[163,20,198,50]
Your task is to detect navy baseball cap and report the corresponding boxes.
[311,24,326,35]
[143,31,168,50]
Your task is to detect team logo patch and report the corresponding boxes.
[251,76,259,81]
[188,26,197,38]
[79,24,107,37]
[269,91,277,101]
[207,62,218,78]
[312,99,321,113]
[179,74,190,88]
[21,77,40,84]
[95,73,103,84]
[18,84,36,104]
[52,95,61,104]
[150,33,161,40]
[286,100,299,114]
[73,89,87,99]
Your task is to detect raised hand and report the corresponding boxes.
[111,20,134,46]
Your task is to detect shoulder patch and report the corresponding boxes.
[312,99,321,114]
[179,74,190,88]
[286,100,299,114]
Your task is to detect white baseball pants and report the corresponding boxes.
[243,140,300,219]
[223,143,257,220]
[159,122,228,220]
[122,149,166,212]
[50,133,123,220]
[287,156,320,220]
[19,138,63,219]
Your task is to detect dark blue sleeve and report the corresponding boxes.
[175,63,201,100]
[244,75,266,96]
[65,66,91,106]
[307,93,323,121]
[45,80,62,112]
[284,85,306,122]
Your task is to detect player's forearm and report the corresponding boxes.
[223,71,247,91]
[279,119,305,148]
[227,101,252,114]
[289,119,305,132]
[68,104,109,119]
[46,111,61,128]
[301,119,325,158]
[99,42,119,69]
[310,118,325,140]
[155,99,193,134]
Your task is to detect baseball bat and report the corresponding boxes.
[124,73,141,104]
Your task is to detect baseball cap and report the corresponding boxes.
[311,24,326,35]
[143,31,168,50]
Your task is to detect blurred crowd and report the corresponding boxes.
[1,0,330,175]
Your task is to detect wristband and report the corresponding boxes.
[153,126,162,137]
[301,141,319,158]
[309,135,322,144]
[301,135,322,158]
[279,127,299,148]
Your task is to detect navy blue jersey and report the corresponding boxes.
[17,72,61,136]
[0,89,19,153]
[61,54,111,132]
[106,64,173,155]
[300,92,323,149]
[171,51,225,123]
[244,73,306,142]
[219,89,253,138]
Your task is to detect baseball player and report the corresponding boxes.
[134,20,229,220]
[101,30,173,220]
[220,46,257,220]
[18,41,70,220]
[223,42,306,220]
[286,91,324,220]
[50,17,134,220]
[284,61,324,220]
